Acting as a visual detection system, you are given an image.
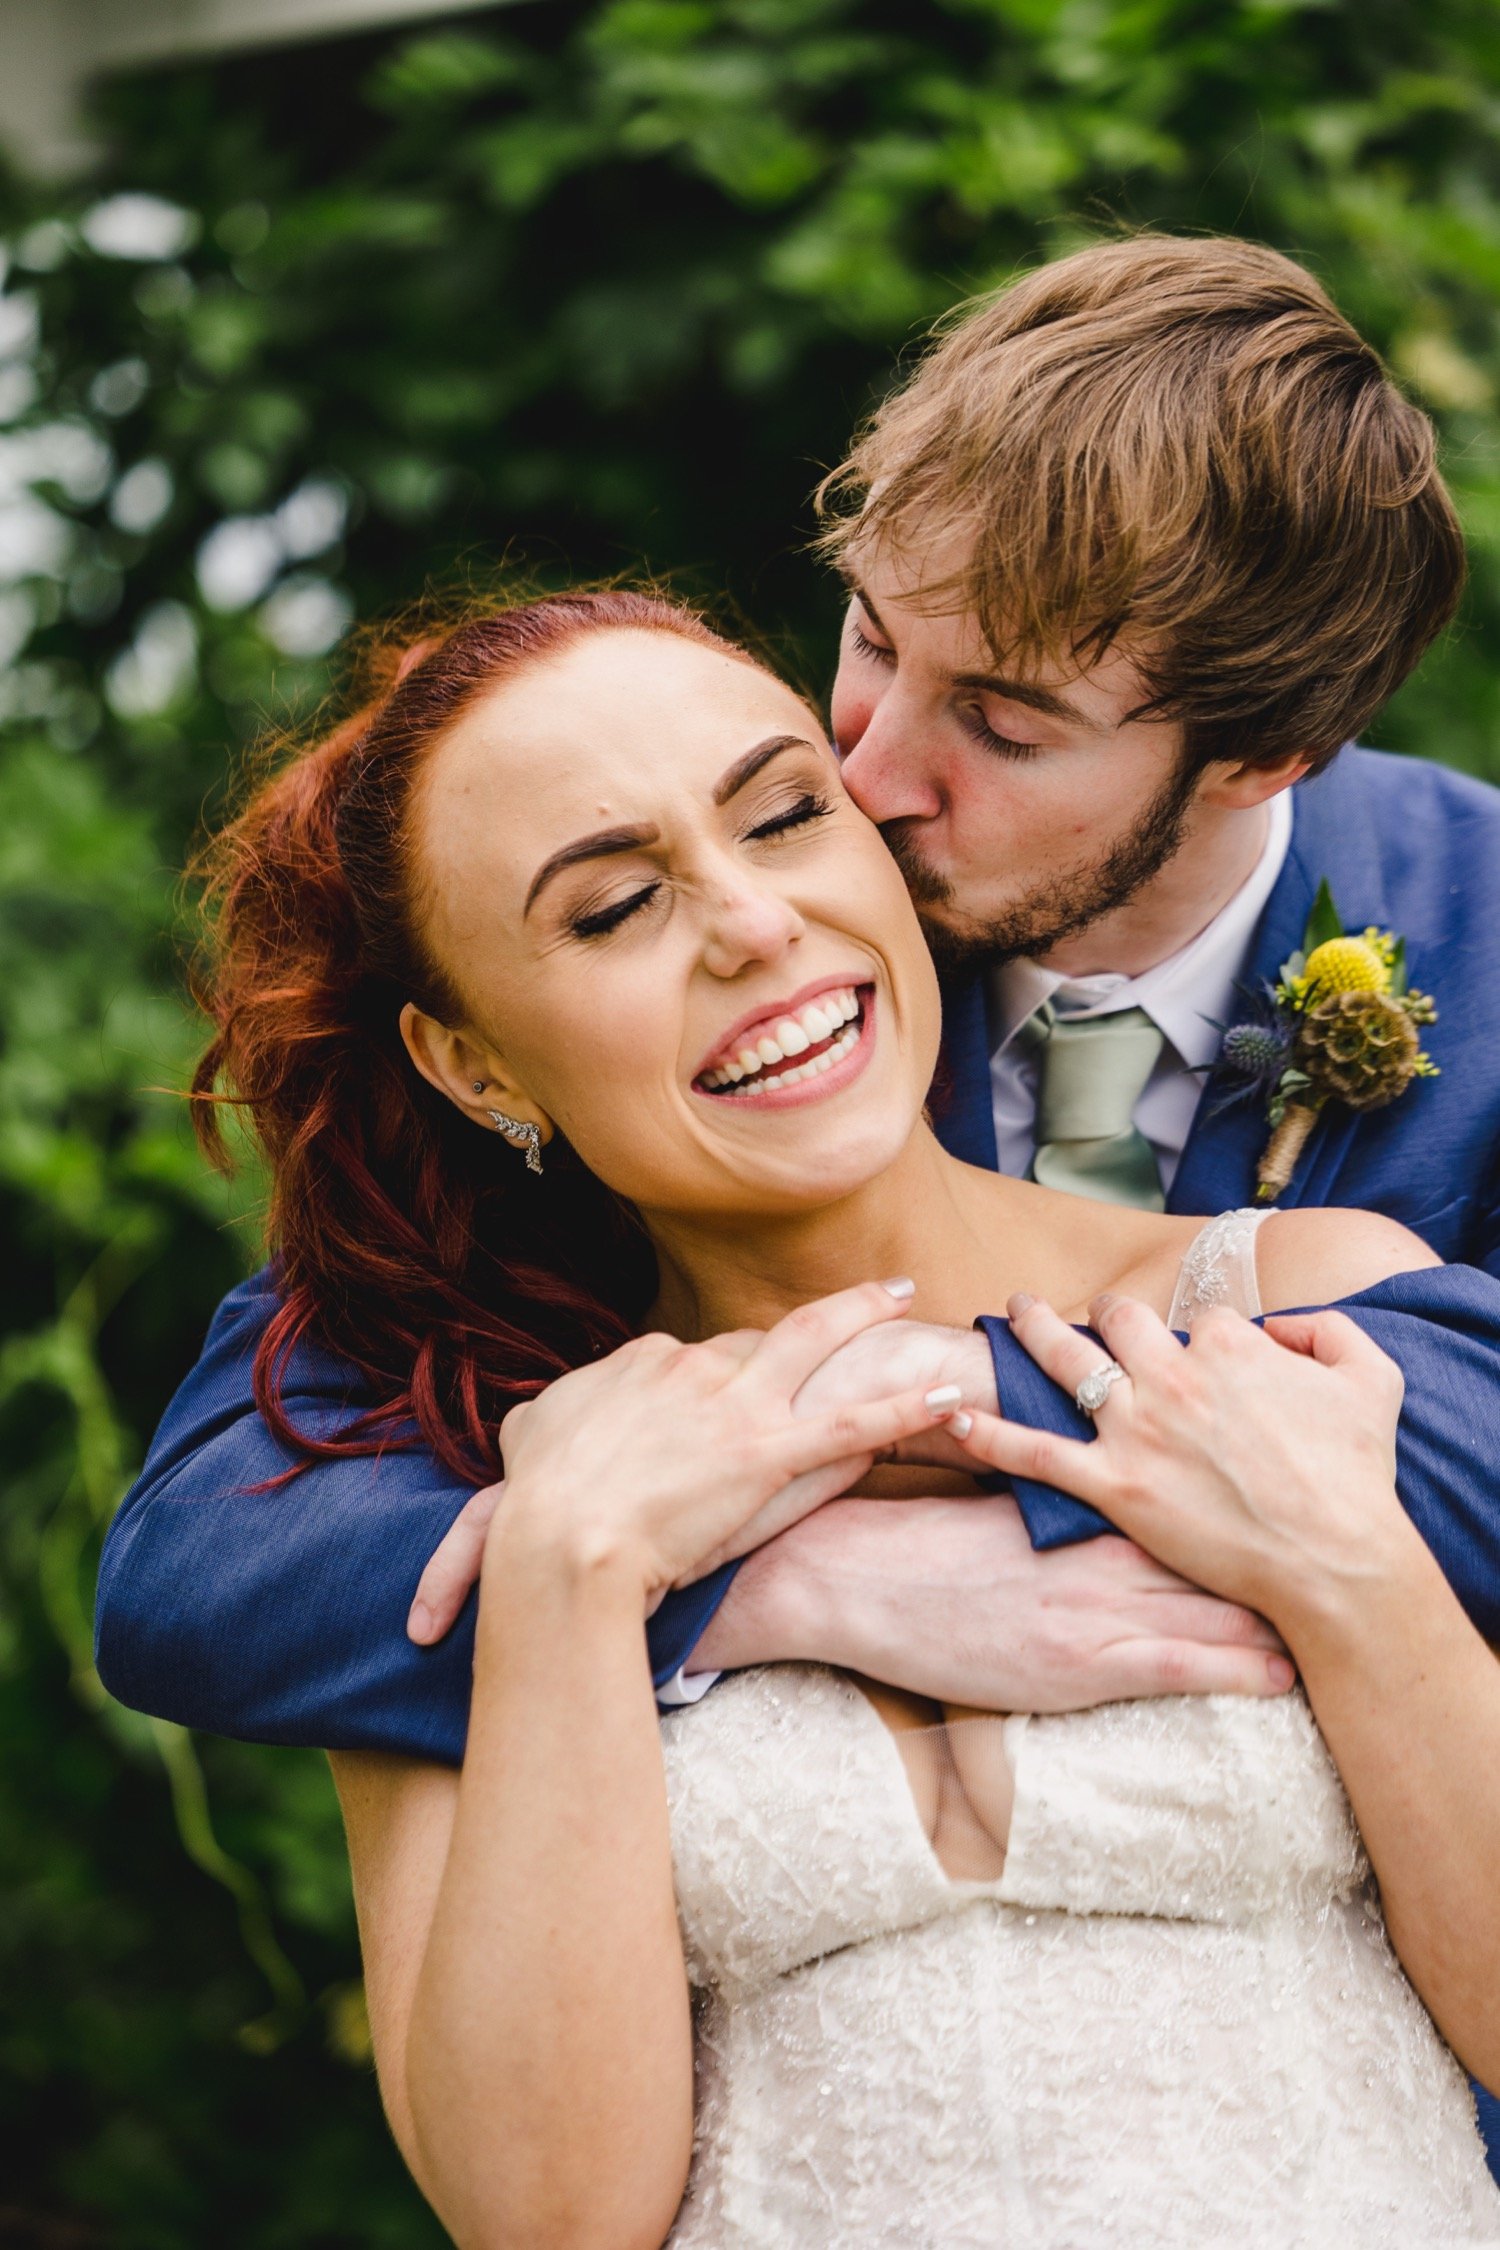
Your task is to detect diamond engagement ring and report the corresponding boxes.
[1075,1361,1128,1416]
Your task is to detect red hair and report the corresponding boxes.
[192,590,749,1481]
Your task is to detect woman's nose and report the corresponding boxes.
[837,687,945,827]
[700,874,806,979]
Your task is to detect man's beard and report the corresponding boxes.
[881,757,1200,981]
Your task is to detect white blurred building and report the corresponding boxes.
[0,0,508,175]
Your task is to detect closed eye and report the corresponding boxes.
[571,883,661,939]
[571,793,832,937]
[958,702,1040,762]
[850,622,894,665]
[745,790,834,841]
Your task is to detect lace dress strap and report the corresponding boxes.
[1167,1206,1276,1332]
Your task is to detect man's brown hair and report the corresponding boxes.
[817,234,1465,774]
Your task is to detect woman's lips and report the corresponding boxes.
[694,977,865,1084]
[691,986,877,1112]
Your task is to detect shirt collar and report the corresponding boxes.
[989,788,1294,1070]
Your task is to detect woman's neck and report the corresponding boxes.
[646,1126,1026,1341]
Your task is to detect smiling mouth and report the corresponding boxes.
[693,984,872,1101]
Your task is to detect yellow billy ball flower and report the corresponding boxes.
[1301,935,1390,1000]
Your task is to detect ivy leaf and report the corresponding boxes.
[1302,878,1344,953]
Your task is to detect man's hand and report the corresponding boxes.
[691,1493,1292,1709]
[791,1320,997,1470]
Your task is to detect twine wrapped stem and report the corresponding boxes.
[1256,1098,1324,1203]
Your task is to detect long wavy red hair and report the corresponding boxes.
[191,589,750,1482]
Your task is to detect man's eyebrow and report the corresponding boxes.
[524,824,659,917]
[841,570,1105,735]
[712,733,811,806]
[841,575,891,644]
[951,670,1104,732]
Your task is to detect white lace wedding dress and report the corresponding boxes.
[659,1212,1500,2248]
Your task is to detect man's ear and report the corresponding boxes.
[1198,749,1314,810]
[399,1002,554,1143]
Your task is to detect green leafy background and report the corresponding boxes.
[3,1,1499,2240]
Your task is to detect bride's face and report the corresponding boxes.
[407,627,943,1219]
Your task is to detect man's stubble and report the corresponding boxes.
[880,754,1201,982]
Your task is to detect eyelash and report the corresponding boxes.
[850,621,894,664]
[959,704,1040,762]
[569,792,834,939]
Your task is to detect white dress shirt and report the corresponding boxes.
[988,790,1292,1193]
[662,794,1293,1705]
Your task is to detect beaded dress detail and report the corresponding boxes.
[659,1212,1500,2248]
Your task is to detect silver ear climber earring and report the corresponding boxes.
[487,1110,544,1174]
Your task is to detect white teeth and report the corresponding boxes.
[700,988,866,1095]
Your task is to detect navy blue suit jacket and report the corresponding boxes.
[97,746,1500,1746]
[95,745,1500,2153]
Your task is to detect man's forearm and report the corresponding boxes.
[687,1493,1286,1709]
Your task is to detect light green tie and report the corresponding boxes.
[1024,1002,1166,1211]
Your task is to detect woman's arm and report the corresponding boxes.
[325,1282,960,2250]
[954,1293,1500,2085]
[335,1543,693,2250]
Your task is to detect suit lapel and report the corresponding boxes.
[1168,755,1391,1215]
[933,976,999,1171]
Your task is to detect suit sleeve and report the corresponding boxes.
[978,1263,1500,1643]
[94,1270,739,1763]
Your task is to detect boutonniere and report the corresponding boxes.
[1212,881,1438,1203]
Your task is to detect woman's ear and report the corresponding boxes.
[399,1002,554,1143]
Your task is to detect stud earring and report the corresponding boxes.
[487,1109,544,1175]
[472,1080,485,1093]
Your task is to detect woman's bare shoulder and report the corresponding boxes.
[1256,1204,1440,1315]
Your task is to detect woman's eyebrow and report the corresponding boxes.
[524,734,814,917]
[524,823,659,917]
[712,733,814,805]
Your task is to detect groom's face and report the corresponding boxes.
[830,548,1201,977]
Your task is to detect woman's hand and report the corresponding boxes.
[485,1279,969,1613]
[407,1313,994,1642]
[950,1292,1421,1649]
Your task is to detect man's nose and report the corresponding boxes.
[701,872,806,979]
[838,687,945,826]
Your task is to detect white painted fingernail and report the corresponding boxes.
[924,1384,963,1412]
[949,1411,973,1439]
[882,1276,916,1300]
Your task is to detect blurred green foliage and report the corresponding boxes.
[2,0,1500,2240]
